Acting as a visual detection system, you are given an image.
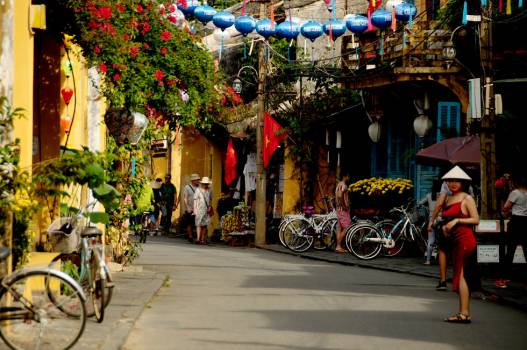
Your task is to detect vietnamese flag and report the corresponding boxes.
[263,112,287,168]
[224,138,237,185]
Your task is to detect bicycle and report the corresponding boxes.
[49,204,114,323]
[346,202,428,260]
[138,211,157,243]
[0,247,87,349]
[281,210,338,253]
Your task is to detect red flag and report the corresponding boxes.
[263,112,287,168]
[224,138,237,185]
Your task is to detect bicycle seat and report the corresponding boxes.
[0,247,10,262]
[80,226,103,237]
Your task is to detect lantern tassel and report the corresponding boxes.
[243,40,247,59]
[379,31,383,56]
[462,1,468,25]
[520,0,524,8]
[241,0,247,16]
[367,5,373,31]
[270,4,275,29]
[506,0,512,14]
[408,13,413,29]
[403,27,407,49]
[499,0,503,12]
[391,7,396,32]
[481,0,487,6]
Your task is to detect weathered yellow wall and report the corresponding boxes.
[12,0,34,171]
[282,147,300,214]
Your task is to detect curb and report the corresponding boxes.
[97,271,166,350]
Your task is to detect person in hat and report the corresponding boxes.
[440,165,480,323]
[160,174,178,234]
[151,178,163,230]
[182,173,201,243]
[193,177,213,244]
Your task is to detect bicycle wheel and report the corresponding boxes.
[0,270,86,350]
[90,252,105,323]
[377,219,406,257]
[282,218,314,253]
[411,225,428,254]
[347,224,383,260]
[313,218,337,251]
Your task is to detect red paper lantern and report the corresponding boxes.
[60,114,72,133]
[61,87,74,105]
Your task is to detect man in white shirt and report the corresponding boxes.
[182,174,200,243]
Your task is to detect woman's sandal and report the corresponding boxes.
[444,313,471,324]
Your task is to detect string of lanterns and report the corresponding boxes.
[170,0,418,43]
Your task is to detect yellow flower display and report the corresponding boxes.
[350,177,414,197]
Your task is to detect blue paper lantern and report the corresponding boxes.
[235,15,256,36]
[276,21,300,40]
[178,0,200,15]
[322,19,347,40]
[395,3,417,21]
[255,18,276,39]
[212,11,235,31]
[194,4,217,24]
[301,20,323,42]
[345,14,368,33]
[371,9,392,28]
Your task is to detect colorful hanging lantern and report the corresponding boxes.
[104,108,134,145]
[301,20,323,42]
[371,9,392,28]
[61,58,73,77]
[384,0,404,10]
[60,114,72,133]
[235,15,256,36]
[395,3,417,21]
[345,14,369,33]
[276,20,300,40]
[256,18,276,39]
[61,87,74,106]
[212,11,235,31]
[194,4,217,24]
[322,19,347,40]
[178,0,200,15]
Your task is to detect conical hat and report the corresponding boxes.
[441,165,472,181]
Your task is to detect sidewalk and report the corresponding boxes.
[74,263,166,350]
[260,243,527,312]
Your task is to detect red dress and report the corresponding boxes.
[442,201,478,292]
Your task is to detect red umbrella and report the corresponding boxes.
[415,135,480,166]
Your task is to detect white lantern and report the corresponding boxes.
[368,121,382,143]
[384,0,404,10]
[413,115,433,137]
[128,111,148,145]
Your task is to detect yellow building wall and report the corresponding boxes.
[282,147,300,214]
[12,0,34,172]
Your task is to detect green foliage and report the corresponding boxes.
[50,0,223,129]
[0,97,39,267]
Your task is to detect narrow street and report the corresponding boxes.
[123,237,527,350]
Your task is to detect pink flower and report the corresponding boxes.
[97,6,112,19]
[161,31,171,41]
[155,70,164,82]
[113,73,121,81]
[160,47,167,56]
[167,15,177,23]
[94,46,101,54]
[88,21,98,28]
[167,80,175,86]
[136,4,143,13]
[99,63,108,73]
[143,43,150,49]
[130,18,138,29]
[169,4,177,12]
[116,4,125,12]
[160,7,166,15]
[129,45,139,59]
[141,22,151,34]
[123,33,131,41]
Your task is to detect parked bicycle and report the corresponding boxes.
[49,203,114,323]
[0,247,86,350]
[281,210,338,253]
[346,202,428,260]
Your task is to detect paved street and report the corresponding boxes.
[122,237,527,350]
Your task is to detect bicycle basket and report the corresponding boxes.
[47,217,81,254]
[409,205,429,225]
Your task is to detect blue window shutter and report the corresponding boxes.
[437,102,461,141]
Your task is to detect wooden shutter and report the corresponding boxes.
[436,102,461,141]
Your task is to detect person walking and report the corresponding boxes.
[420,180,442,265]
[495,174,527,288]
[194,177,213,245]
[182,173,200,243]
[440,166,480,323]
[335,173,351,253]
[151,177,163,231]
[160,174,178,234]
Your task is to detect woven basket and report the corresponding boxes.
[47,217,81,254]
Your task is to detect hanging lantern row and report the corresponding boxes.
[171,1,417,42]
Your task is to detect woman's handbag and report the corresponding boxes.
[207,206,215,217]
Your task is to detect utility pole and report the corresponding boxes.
[255,0,268,246]
[479,2,496,219]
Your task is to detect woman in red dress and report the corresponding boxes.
[441,166,480,323]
